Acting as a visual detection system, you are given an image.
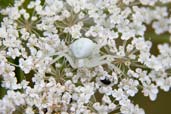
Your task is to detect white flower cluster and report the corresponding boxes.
[0,0,171,114]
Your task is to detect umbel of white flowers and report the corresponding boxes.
[0,0,171,114]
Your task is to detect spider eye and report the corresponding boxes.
[100,78,111,85]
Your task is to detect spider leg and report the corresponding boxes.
[84,55,114,68]
[50,54,64,65]
[107,63,126,76]
[86,59,111,68]
[48,50,68,57]
[61,53,77,68]
[50,52,77,68]
[98,55,116,61]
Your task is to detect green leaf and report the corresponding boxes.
[0,0,14,8]
[0,78,7,99]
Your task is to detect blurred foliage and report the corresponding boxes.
[0,78,7,99]
[133,90,171,114]
[0,0,14,8]
[145,25,170,55]
[0,0,13,22]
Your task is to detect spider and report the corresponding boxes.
[50,38,115,69]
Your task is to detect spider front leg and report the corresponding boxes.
[86,55,114,68]
[98,55,116,61]
[50,52,77,69]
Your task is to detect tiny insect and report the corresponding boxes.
[69,98,73,103]
[100,76,111,85]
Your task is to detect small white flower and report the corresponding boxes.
[121,102,145,114]
[112,88,128,101]
[7,48,21,59]
[119,79,139,97]
[19,57,34,74]
[25,107,34,114]
[152,18,170,34]
[142,84,158,101]
[64,22,83,39]
[0,27,7,38]
[140,0,158,6]
[102,95,111,104]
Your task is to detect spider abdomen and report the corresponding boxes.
[70,38,96,59]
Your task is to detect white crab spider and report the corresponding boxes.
[51,38,114,68]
